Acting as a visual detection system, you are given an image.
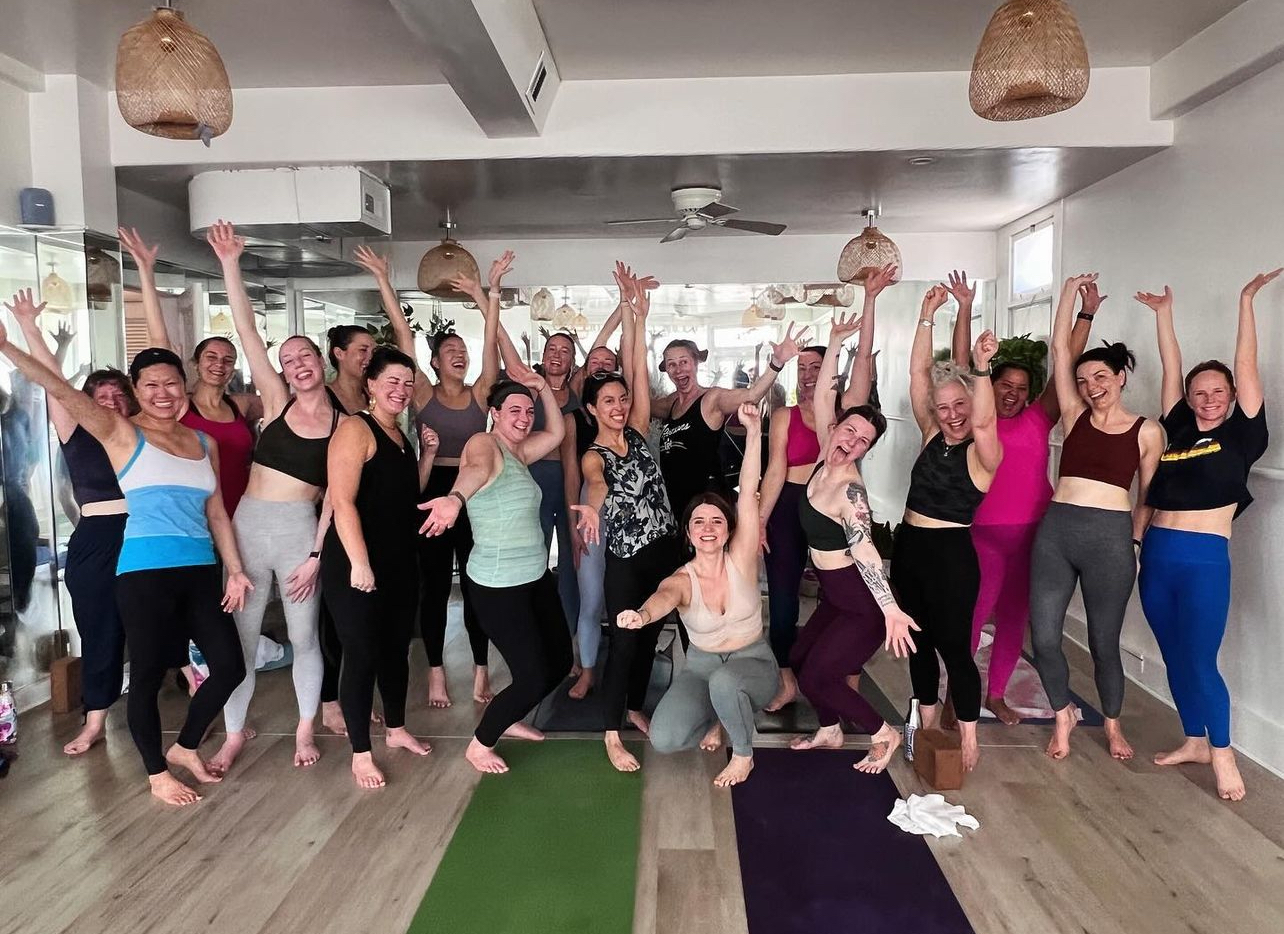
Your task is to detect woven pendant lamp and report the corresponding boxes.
[969,0,1089,122]
[115,2,233,145]
[417,209,480,302]
[837,210,903,284]
[530,288,555,321]
[41,262,75,311]
[86,248,121,303]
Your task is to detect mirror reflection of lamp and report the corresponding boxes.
[208,308,233,334]
[40,261,76,312]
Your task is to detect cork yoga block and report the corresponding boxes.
[912,728,965,791]
[50,656,82,715]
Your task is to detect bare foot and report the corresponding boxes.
[854,723,902,774]
[984,694,1022,725]
[180,664,198,698]
[206,730,248,776]
[427,666,452,709]
[473,666,494,704]
[165,744,223,784]
[294,721,321,768]
[320,701,347,736]
[465,737,510,774]
[63,710,107,756]
[699,722,723,752]
[148,770,202,805]
[568,667,594,700]
[351,751,386,789]
[1104,717,1134,760]
[1045,704,1078,760]
[959,721,980,772]
[570,661,583,680]
[502,722,546,741]
[764,668,798,712]
[919,702,941,731]
[1154,737,1212,766]
[790,723,844,751]
[385,727,431,756]
[713,754,754,788]
[605,731,640,772]
[1211,747,1246,801]
[626,710,651,736]
[940,695,958,731]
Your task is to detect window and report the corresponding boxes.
[1010,220,1054,302]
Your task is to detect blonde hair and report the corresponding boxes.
[930,361,974,401]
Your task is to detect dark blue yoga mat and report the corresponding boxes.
[731,748,975,934]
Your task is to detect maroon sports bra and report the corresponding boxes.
[1058,410,1144,491]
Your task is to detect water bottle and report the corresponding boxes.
[903,698,921,762]
[0,681,17,744]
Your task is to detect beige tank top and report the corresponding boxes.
[680,560,763,652]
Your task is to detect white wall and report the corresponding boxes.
[0,80,32,225]
[1056,59,1284,776]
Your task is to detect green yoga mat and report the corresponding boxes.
[407,740,644,934]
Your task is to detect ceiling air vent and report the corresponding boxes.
[527,51,548,108]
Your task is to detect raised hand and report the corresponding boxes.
[1242,268,1283,299]
[205,219,245,264]
[117,226,160,273]
[883,606,920,659]
[737,400,762,431]
[1079,280,1107,315]
[769,322,811,366]
[972,329,999,369]
[923,284,950,314]
[447,272,485,305]
[864,263,898,298]
[53,320,75,351]
[946,269,975,306]
[3,288,46,324]
[829,311,862,345]
[418,495,462,536]
[1063,272,1098,295]
[507,357,548,395]
[352,244,392,281]
[488,250,515,290]
[1134,286,1173,315]
[570,504,599,546]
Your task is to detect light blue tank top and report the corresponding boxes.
[116,428,218,573]
[465,442,546,588]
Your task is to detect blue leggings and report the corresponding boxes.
[1138,526,1233,748]
[530,459,581,630]
[574,482,606,667]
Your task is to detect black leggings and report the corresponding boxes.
[116,565,245,775]
[319,601,341,704]
[418,467,489,667]
[321,553,417,754]
[764,481,808,667]
[891,524,983,722]
[64,514,126,713]
[469,571,573,746]
[601,535,682,730]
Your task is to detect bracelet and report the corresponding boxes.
[768,360,784,373]
[1077,312,1095,322]
[918,319,934,329]
[639,608,652,624]
[308,550,320,559]
[969,366,991,377]
[449,490,467,508]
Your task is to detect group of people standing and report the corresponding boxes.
[3,223,1270,804]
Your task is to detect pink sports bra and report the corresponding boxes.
[785,407,820,467]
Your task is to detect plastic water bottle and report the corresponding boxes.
[903,698,920,762]
[0,681,17,745]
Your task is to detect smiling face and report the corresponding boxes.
[491,391,536,445]
[432,335,469,381]
[993,367,1031,420]
[91,381,133,417]
[133,363,187,421]
[587,380,631,433]
[335,332,375,378]
[367,363,415,417]
[662,347,699,393]
[1187,370,1234,425]
[279,336,324,392]
[586,346,617,376]
[542,335,574,378]
[195,339,237,389]
[933,381,974,443]
[1075,361,1125,411]
[825,413,879,467]
[797,350,823,403]
[687,502,731,554]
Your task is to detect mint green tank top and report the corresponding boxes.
[465,442,547,588]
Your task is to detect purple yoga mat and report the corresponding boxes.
[731,748,975,934]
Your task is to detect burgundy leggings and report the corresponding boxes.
[789,565,886,733]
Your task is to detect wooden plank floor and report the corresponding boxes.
[2,592,1282,934]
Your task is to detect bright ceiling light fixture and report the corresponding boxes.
[837,209,903,285]
[970,0,1090,122]
[115,1,233,145]
[530,287,555,321]
[417,208,480,303]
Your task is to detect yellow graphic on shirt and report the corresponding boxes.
[1160,438,1221,462]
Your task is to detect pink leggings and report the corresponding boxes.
[970,522,1040,698]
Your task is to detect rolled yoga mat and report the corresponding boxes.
[731,747,975,934]
[407,740,643,934]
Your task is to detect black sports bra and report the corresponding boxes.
[799,463,850,552]
[905,433,985,525]
[252,397,341,487]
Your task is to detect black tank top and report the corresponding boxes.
[573,407,597,462]
[252,397,341,487]
[798,463,849,551]
[61,425,123,506]
[904,433,985,525]
[659,393,726,517]
[324,412,419,570]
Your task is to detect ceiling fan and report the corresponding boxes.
[606,186,787,243]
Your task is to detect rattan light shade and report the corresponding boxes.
[530,288,555,321]
[115,7,233,143]
[969,0,1089,122]
[86,248,121,303]
[837,227,903,284]
[417,237,480,302]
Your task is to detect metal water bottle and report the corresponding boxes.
[0,681,17,745]
[903,698,921,762]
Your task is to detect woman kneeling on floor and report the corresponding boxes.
[616,402,778,788]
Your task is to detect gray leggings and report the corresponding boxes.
[650,638,778,757]
[1029,502,1134,719]
[223,497,324,733]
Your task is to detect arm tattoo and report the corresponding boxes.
[842,481,895,608]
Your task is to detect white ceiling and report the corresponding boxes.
[116,146,1163,240]
[1,0,1245,88]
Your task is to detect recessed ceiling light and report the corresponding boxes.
[908,156,936,167]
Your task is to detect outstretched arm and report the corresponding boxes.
[841,263,896,409]
[946,270,975,368]
[969,330,1003,477]
[618,264,657,433]
[118,227,175,353]
[1136,285,1183,415]
[511,364,566,463]
[707,323,809,420]
[1051,274,1096,433]
[571,299,624,396]
[815,311,862,449]
[731,403,764,567]
[418,433,501,537]
[353,246,434,408]
[1040,281,1102,418]
[909,285,950,438]
[1235,269,1280,417]
[757,410,791,550]
[615,571,690,630]
[5,291,78,443]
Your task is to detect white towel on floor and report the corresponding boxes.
[887,794,980,838]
